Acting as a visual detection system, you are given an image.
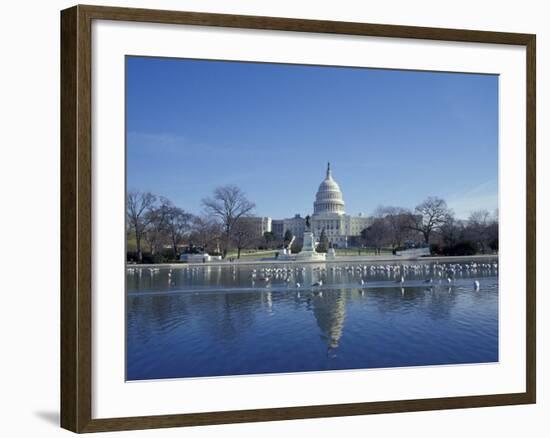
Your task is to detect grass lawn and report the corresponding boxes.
[225,249,279,260]
[225,248,394,260]
[334,248,392,256]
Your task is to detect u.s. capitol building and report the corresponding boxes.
[242,163,372,248]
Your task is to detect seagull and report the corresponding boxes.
[396,276,405,284]
[424,278,433,284]
[474,280,480,290]
[312,280,323,287]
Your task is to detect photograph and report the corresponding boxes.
[0,0,542,435]
[125,56,499,381]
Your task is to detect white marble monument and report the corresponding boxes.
[326,246,337,260]
[277,235,295,261]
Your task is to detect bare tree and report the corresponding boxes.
[375,205,411,249]
[163,202,193,259]
[439,215,464,248]
[407,197,452,244]
[201,185,256,257]
[143,197,171,257]
[127,191,156,262]
[231,220,258,259]
[189,216,223,253]
[363,218,386,255]
[487,209,499,251]
[467,209,491,253]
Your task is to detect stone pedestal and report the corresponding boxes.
[296,231,326,261]
[302,231,316,252]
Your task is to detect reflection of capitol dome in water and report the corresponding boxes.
[311,291,346,349]
[314,163,345,215]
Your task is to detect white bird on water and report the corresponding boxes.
[312,280,323,287]
[474,280,480,290]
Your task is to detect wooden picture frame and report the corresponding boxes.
[60,4,536,433]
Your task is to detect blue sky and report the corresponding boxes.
[126,56,498,220]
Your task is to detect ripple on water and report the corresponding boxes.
[126,261,499,380]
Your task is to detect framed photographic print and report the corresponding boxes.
[60,4,536,433]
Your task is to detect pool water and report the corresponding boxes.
[126,259,498,380]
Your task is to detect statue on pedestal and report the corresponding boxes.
[295,214,326,261]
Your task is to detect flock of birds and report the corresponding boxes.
[127,261,497,292]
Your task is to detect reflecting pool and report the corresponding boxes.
[126,259,498,380]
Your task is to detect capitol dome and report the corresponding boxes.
[314,163,345,215]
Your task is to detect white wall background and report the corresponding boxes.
[0,0,546,437]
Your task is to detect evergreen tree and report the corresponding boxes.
[317,228,329,253]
